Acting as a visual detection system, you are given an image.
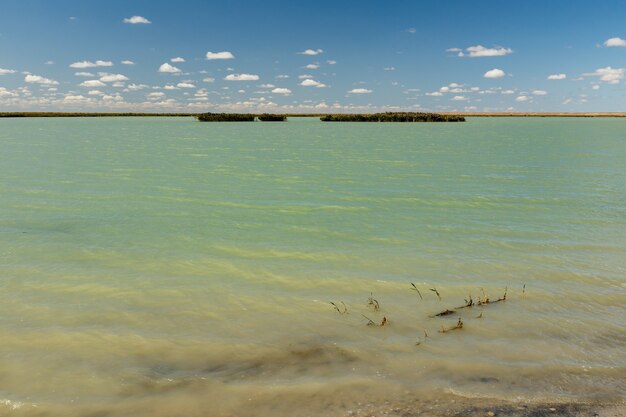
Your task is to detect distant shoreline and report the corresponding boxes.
[1,112,625,118]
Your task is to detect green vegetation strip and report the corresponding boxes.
[320,112,465,122]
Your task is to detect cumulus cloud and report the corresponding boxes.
[484,68,506,78]
[305,64,320,69]
[583,66,624,84]
[276,74,289,79]
[327,60,337,65]
[426,91,443,96]
[299,49,323,55]
[348,88,372,94]
[164,85,178,90]
[80,80,106,87]
[604,37,626,47]
[271,87,292,95]
[126,83,148,91]
[451,95,468,101]
[515,95,530,102]
[300,79,326,88]
[206,51,235,60]
[99,73,129,82]
[123,16,151,24]
[177,82,195,88]
[171,57,185,63]
[547,73,566,80]
[454,45,513,58]
[121,60,135,65]
[74,72,94,77]
[259,84,275,88]
[532,90,547,96]
[70,60,113,68]
[224,73,259,81]
[0,68,16,75]
[25,74,59,85]
[159,63,181,73]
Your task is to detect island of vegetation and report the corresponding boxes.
[320,112,465,122]
[196,113,287,122]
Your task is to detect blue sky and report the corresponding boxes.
[1,0,625,112]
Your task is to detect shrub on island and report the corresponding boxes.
[320,112,465,122]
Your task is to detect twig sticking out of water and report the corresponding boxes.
[429,309,456,318]
[522,284,526,296]
[367,292,380,311]
[456,293,474,309]
[476,312,483,319]
[330,301,348,315]
[362,314,387,327]
[439,318,464,333]
[477,287,507,305]
[430,288,442,301]
[410,283,423,300]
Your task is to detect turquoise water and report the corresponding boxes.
[0,117,624,415]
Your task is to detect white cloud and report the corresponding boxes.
[501,89,515,94]
[592,84,600,90]
[121,60,135,65]
[446,48,463,53]
[158,63,181,73]
[126,83,149,91]
[532,90,547,96]
[206,51,235,60]
[459,45,513,58]
[426,91,443,96]
[406,28,416,34]
[484,68,506,78]
[164,85,178,90]
[327,60,337,65]
[63,94,90,103]
[276,74,289,79]
[348,88,372,94]
[439,86,450,93]
[25,74,59,85]
[259,84,275,88]
[74,72,94,77]
[45,61,54,65]
[177,82,195,88]
[148,92,166,99]
[515,95,530,102]
[547,73,566,80]
[0,68,16,75]
[225,73,259,81]
[0,87,18,97]
[298,74,314,79]
[604,37,626,47]
[300,79,326,88]
[583,66,624,84]
[80,80,106,87]
[123,16,151,24]
[69,60,113,68]
[99,73,129,82]
[299,49,323,55]
[171,57,185,63]
[203,77,215,83]
[384,67,396,71]
[305,64,320,69]
[88,90,104,96]
[451,95,468,101]
[271,87,292,95]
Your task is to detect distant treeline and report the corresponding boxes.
[0,112,195,118]
[196,113,287,122]
[320,112,465,122]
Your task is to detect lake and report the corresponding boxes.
[0,117,624,416]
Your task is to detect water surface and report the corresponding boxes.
[0,117,624,416]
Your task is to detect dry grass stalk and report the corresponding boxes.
[367,292,380,311]
[330,301,348,314]
[439,318,464,333]
[430,288,442,301]
[410,282,423,300]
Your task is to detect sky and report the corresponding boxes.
[1,0,625,113]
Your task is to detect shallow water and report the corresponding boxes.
[0,117,624,415]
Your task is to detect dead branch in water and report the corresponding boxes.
[439,318,464,333]
[362,314,387,327]
[410,282,423,300]
[330,301,348,315]
[456,293,474,309]
[477,287,507,305]
[429,309,456,318]
[367,292,380,311]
